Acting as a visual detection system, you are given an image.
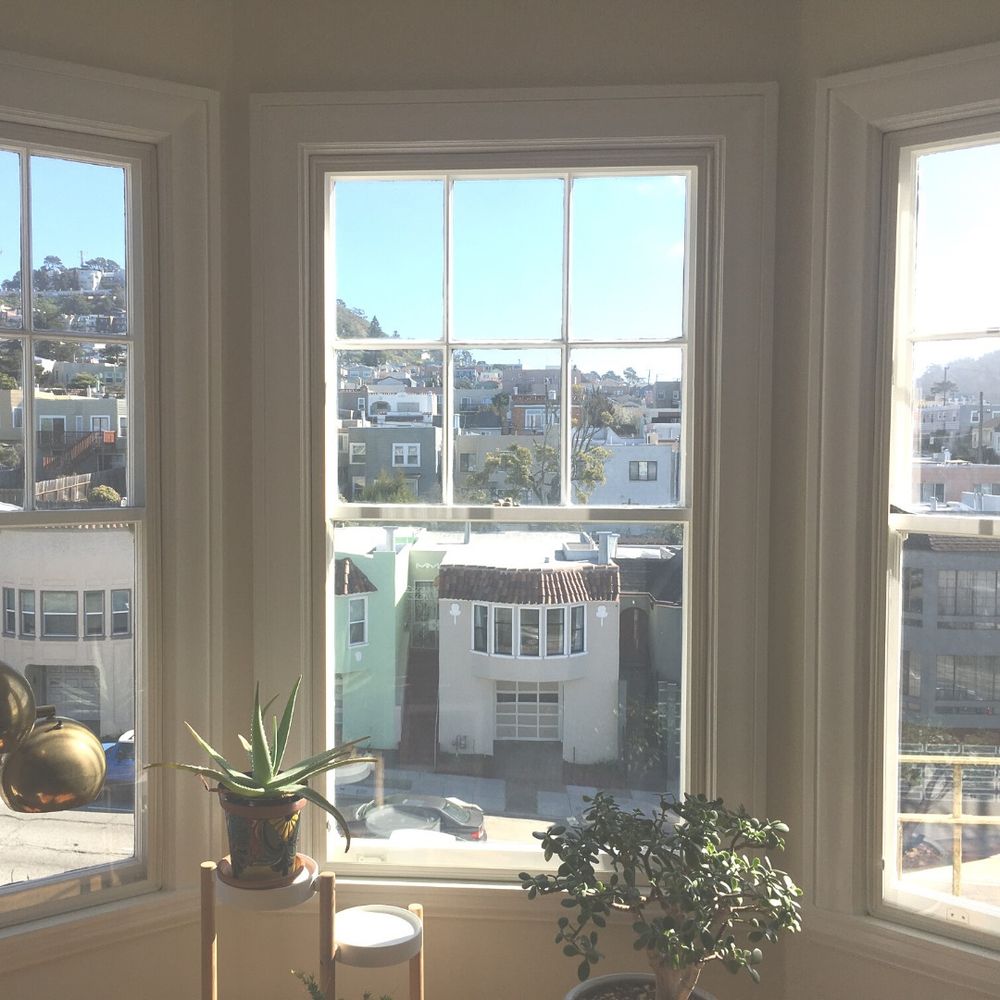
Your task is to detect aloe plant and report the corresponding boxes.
[148,677,373,845]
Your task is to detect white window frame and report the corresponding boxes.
[810,40,1000,981]
[392,442,420,467]
[0,50,218,949]
[83,588,105,638]
[347,595,368,647]
[251,84,774,887]
[493,604,515,657]
[2,585,14,635]
[349,441,366,463]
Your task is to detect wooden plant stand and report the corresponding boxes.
[200,861,424,1000]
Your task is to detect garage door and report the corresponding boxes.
[495,681,560,740]
[25,663,100,732]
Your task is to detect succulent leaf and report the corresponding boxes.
[273,675,301,773]
[250,682,274,784]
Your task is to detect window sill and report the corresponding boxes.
[803,906,1000,994]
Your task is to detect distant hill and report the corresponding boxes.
[335,300,426,366]
[918,348,1000,403]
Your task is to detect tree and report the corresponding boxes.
[83,257,122,273]
[0,339,20,385]
[460,387,615,504]
[368,314,386,338]
[99,342,127,366]
[0,443,20,470]
[623,366,640,387]
[357,471,417,503]
[70,373,99,392]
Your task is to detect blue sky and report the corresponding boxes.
[331,173,688,348]
[0,151,126,283]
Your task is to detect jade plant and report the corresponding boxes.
[148,677,372,845]
[520,792,803,1000]
[292,970,391,1000]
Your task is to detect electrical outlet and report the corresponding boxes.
[946,907,969,924]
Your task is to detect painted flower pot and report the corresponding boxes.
[564,973,716,1000]
[217,787,306,887]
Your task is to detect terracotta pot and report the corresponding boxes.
[217,787,306,886]
[564,972,716,1000]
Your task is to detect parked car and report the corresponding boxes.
[103,729,135,785]
[350,794,486,841]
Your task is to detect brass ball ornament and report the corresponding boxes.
[0,660,36,754]
[1,715,107,813]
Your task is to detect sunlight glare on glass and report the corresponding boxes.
[914,143,1000,335]
[333,179,444,341]
[570,175,687,341]
[452,178,563,342]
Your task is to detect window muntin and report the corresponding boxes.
[327,166,693,870]
[885,133,1000,931]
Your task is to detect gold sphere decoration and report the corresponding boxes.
[1,717,107,813]
[0,660,36,755]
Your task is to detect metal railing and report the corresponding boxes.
[898,753,1000,896]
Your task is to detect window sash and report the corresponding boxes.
[41,590,78,638]
[19,589,35,636]
[84,590,105,637]
[111,588,131,636]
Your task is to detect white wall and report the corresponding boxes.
[5,3,1000,999]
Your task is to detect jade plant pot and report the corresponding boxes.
[564,973,716,1000]
[217,787,307,887]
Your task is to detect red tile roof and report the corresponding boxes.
[333,558,378,595]
[438,564,619,604]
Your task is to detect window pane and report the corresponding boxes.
[330,521,685,856]
[893,533,1000,914]
[452,178,563,341]
[570,346,682,505]
[0,525,137,887]
[914,143,1000,334]
[454,347,562,504]
[570,174,687,341]
[335,348,442,503]
[33,340,129,510]
[0,150,21,330]
[0,337,25,509]
[111,588,131,636]
[84,589,104,637]
[520,608,540,657]
[30,156,127,335]
[332,179,444,341]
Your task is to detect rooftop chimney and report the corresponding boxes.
[596,531,619,564]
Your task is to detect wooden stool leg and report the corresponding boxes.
[319,872,336,1000]
[408,903,424,1000]
[200,862,218,1000]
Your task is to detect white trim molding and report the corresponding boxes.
[806,38,1000,982]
